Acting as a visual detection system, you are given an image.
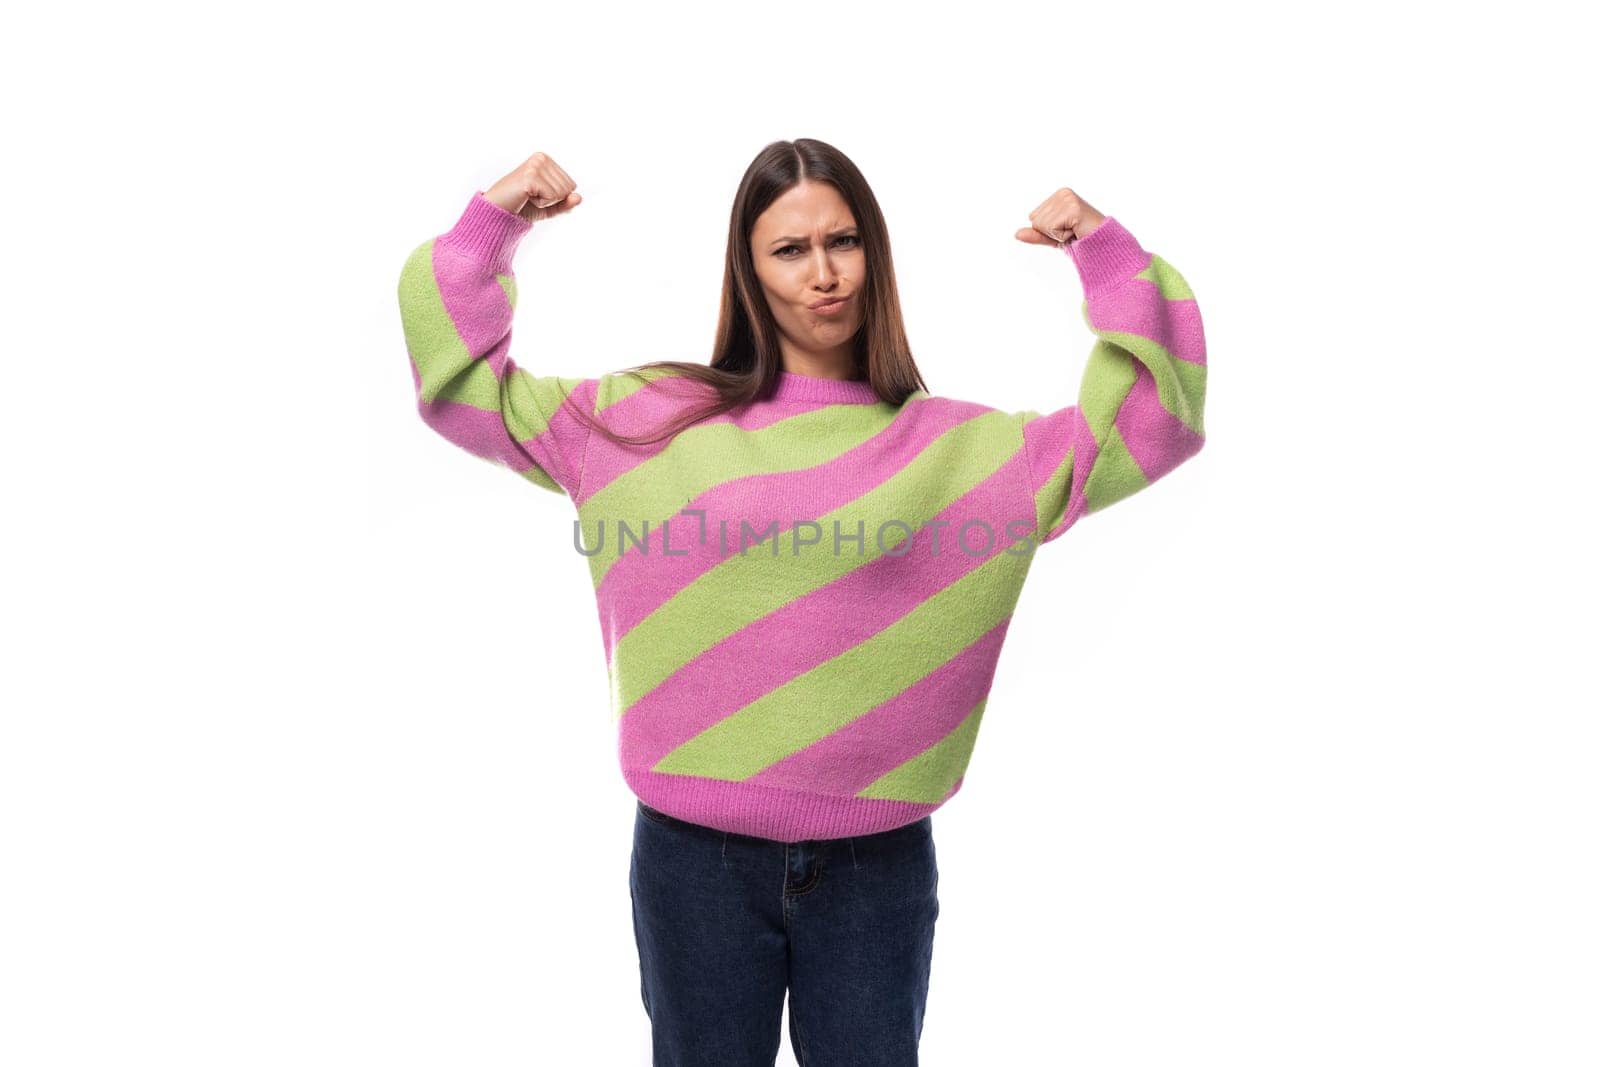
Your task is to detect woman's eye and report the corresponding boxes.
[776,236,859,257]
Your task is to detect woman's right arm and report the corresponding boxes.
[396,155,596,498]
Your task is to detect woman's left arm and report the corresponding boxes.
[1014,191,1208,547]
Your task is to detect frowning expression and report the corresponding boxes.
[750,180,866,359]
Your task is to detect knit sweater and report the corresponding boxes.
[398,191,1207,842]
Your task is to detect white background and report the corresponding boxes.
[4,0,1596,1064]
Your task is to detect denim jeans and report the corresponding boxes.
[629,799,940,1066]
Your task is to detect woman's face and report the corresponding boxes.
[749,180,866,371]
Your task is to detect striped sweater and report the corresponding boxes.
[398,191,1207,842]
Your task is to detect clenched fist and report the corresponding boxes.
[1015,187,1105,247]
[484,151,584,223]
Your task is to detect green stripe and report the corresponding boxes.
[653,546,1028,779]
[1034,445,1075,533]
[399,240,467,407]
[1082,425,1148,513]
[857,697,987,803]
[1137,254,1193,301]
[1078,335,1139,440]
[502,366,585,444]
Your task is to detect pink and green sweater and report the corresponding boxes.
[398,191,1207,842]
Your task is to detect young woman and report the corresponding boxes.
[397,138,1207,1065]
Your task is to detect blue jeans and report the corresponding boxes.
[629,799,940,1066]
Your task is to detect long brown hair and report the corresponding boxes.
[555,137,928,448]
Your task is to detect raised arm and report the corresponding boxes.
[397,186,597,498]
[1018,214,1208,546]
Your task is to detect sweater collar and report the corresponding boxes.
[763,369,881,405]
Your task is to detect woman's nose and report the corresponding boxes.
[809,248,838,282]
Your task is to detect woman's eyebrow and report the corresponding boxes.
[768,227,859,246]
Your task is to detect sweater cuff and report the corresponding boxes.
[437,191,534,275]
[1060,216,1151,297]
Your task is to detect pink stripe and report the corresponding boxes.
[537,374,599,490]
[747,619,1010,794]
[1113,362,1205,481]
[432,242,511,360]
[1087,281,1206,366]
[618,448,1032,772]
[595,398,986,651]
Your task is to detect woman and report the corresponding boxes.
[397,138,1207,1065]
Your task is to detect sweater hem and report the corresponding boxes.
[622,765,960,842]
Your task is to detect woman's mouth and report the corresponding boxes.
[810,296,850,316]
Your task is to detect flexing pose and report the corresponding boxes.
[397,138,1207,1065]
